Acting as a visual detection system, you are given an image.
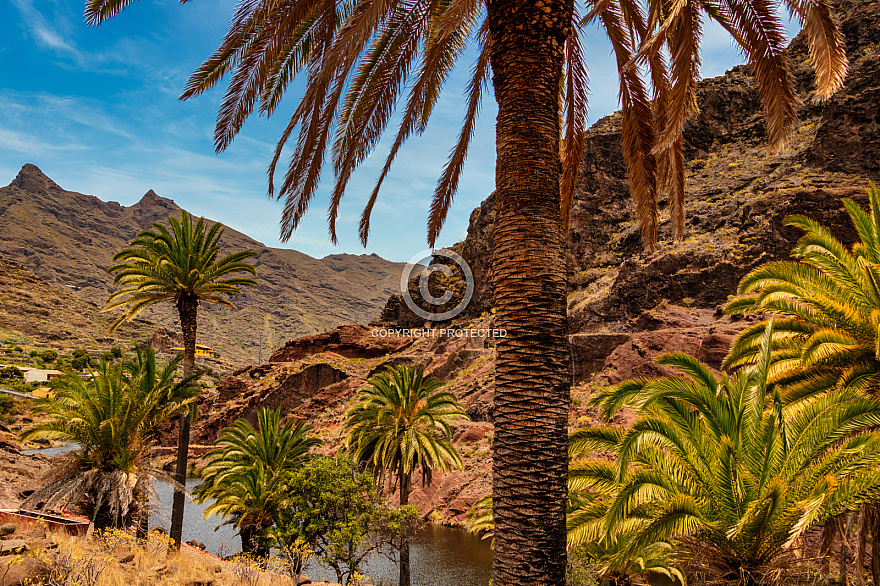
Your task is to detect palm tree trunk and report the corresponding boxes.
[857,505,867,586]
[840,514,852,586]
[872,506,880,586]
[487,0,573,582]
[399,469,412,586]
[170,295,198,549]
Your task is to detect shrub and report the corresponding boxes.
[0,366,23,380]
[70,349,92,371]
[0,393,15,415]
[40,350,58,363]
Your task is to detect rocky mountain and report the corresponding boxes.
[172,0,880,525]
[0,167,409,366]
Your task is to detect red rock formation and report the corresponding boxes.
[269,325,414,362]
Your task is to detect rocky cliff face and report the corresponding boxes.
[0,168,409,365]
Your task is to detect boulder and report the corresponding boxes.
[0,540,27,555]
[0,554,51,586]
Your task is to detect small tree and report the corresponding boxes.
[70,350,91,372]
[277,455,417,586]
[0,366,23,380]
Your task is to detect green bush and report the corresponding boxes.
[110,347,123,359]
[70,349,92,371]
[0,393,17,423]
[0,366,23,380]
[40,350,58,363]
[13,346,23,353]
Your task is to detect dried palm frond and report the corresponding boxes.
[715,0,798,152]
[23,454,178,528]
[428,20,491,245]
[560,5,590,232]
[782,0,848,101]
[595,0,658,251]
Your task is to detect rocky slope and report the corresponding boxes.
[0,254,156,350]
[176,0,880,525]
[0,167,408,366]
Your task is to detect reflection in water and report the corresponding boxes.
[150,479,239,555]
[26,445,493,585]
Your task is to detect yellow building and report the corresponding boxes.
[169,345,215,358]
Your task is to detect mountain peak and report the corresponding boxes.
[133,189,176,210]
[11,164,62,193]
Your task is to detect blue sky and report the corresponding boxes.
[0,0,798,262]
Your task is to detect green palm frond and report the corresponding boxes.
[725,185,880,403]
[579,320,880,578]
[342,364,468,490]
[194,407,323,536]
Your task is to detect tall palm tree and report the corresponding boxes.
[342,364,467,586]
[194,408,323,556]
[20,351,200,529]
[85,0,849,580]
[578,323,880,584]
[106,209,258,548]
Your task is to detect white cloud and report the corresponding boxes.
[10,0,84,62]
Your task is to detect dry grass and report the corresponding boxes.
[4,522,304,586]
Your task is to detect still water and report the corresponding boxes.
[150,480,493,586]
[25,445,493,586]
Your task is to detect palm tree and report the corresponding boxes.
[577,323,880,584]
[84,0,849,580]
[724,183,880,579]
[342,364,467,586]
[193,408,323,556]
[725,184,880,403]
[106,209,258,548]
[20,351,199,529]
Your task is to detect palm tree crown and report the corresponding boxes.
[86,0,846,250]
[106,210,258,330]
[343,364,467,488]
[194,408,323,556]
[575,324,880,582]
[724,184,880,403]
[20,350,200,528]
